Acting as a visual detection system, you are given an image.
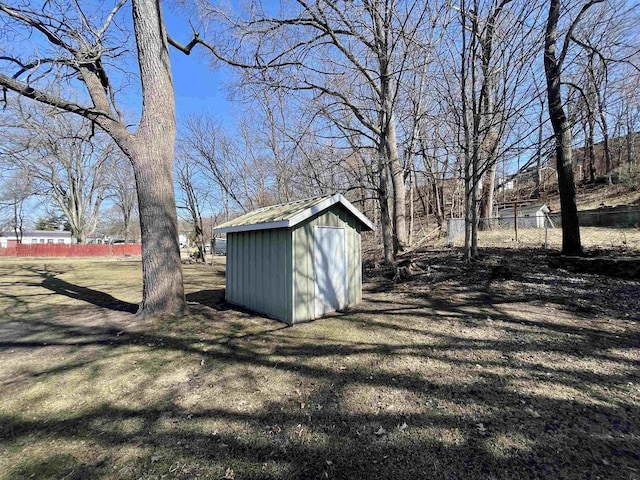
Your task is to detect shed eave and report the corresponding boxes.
[213,219,291,234]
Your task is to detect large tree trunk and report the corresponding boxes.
[544,0,582,256]
[128,0,186,316]
[128,140,186,317]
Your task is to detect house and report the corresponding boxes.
[0,230,72,248]
[178,234,188,248]
[213,194,374,325]
[498,204,550,229]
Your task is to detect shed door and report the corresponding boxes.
[314,227,348,317]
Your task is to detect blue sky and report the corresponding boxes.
[164,9,235,124]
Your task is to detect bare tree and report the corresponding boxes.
[544,0,605,256]
[441,0,542,260]
[179,114,264,213]
[110,158,138,243]
[177,0,448,261]
[0,0,186,316]
[566,0,639,183]
[174,151,208,262]
[0,167,34,241]
[3,105,114,243]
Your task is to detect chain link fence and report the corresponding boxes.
[444,209,640,251]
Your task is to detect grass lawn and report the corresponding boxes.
[0,252,639,479]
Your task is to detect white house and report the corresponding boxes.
[0,230,72,248]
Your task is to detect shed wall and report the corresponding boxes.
[226,229,293,323]
[292,204,362,323]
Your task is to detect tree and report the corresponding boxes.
[0,168,34,241]
[440,0,541,260]
[110,158,138,243]
[3,105,113,243]
[565,0,639,183]
[0,0,186,316]
[34,212,69,231]
[174,149,208,262]
[184,0,446,261]
[544,0,604,256]
[179,114,264,214]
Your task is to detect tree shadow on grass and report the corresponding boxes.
[185,288,226,310]
[41,276,138,313]
[18,265,139,314]
[0,337,638,479]
[2,252,639,478]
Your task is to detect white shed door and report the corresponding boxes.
[314,227,347,317]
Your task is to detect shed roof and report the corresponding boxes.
[213,194,374,234]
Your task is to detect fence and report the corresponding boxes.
[445,210,640,251]
[0,243,141,258]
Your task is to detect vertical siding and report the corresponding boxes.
[225,229,292,323]
[226,234,234,304]
[292,204,364,323]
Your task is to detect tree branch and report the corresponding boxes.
[559,0,605,67]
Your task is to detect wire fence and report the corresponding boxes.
[444,210,640,252]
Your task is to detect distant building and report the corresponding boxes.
[496,176,515,191]
[0,230,72,248]
[498,204,550,229]
[86,234,107,244]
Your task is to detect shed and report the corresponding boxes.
[498,204,550,229]
[213,194,374,325]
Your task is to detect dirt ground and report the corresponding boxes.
[0,250,638,479]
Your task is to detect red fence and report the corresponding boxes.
[0,243,141,257]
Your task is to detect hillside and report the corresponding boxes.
[539,183,640,211]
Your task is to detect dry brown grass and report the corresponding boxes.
[433,224,640,251]
[0,253,638,479]
[470,226,640,250]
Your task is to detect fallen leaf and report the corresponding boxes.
[398,422,408,431]
[374,426,386,436]
[151,455,161,463]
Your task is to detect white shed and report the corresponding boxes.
[498,204,550,229]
